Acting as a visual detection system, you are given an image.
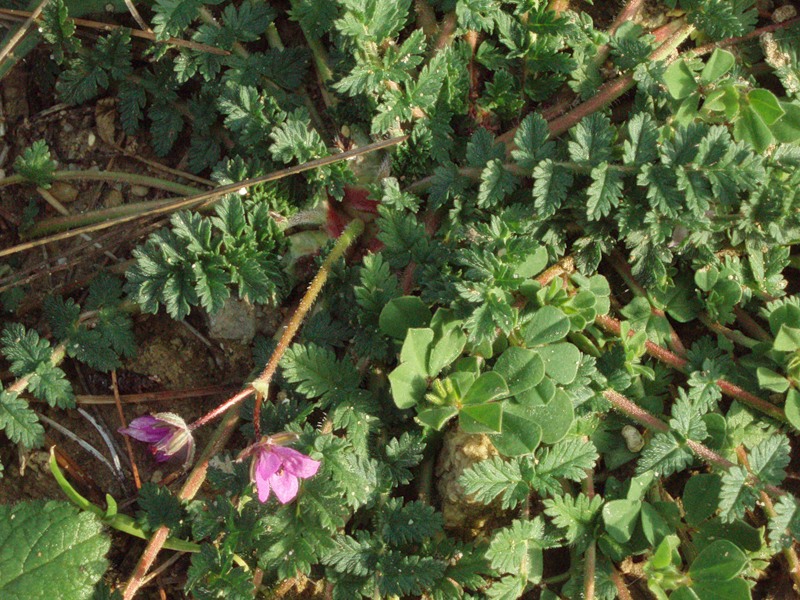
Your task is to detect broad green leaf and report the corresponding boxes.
[602,498,641,543]
[379,296,431,339]
[514,246,548,279]
[734,105,773,153]
[515,376,556,406]
[651,535,680,570]
[416,406,458,430]
[747,89,784,126]
[399,328,434,376]
[689,540,747,582]
[460,402,503,433]
[626,471,655,501]
[684,474,722,526]
[537,342,581,384]
[0,501,110,600]
[785,389,800,431]
[756,367,789,393]
[700,48,735,84]
[529,388,573,445]
[493,347,544,395]
[664,60,696,99]
[773,324,800,352]
[523,306,570,346]
[461,371,509,405]
[768,302,800,337]
[772,102,800,143]
[492,402,543,456]
[689,579,751,600]
[428,310,467,375]
[641,502,670,546]
[389,361,428,409]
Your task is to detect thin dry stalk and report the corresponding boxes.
[0,0,49,66]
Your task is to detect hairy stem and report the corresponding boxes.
[0,136,405,260]
[0,169,200,195]
[190,219,365,431]
[595,314,788,423]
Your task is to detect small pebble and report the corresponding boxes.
[130,184,149,197]
[49,181,79,204]
[103,188,123,208]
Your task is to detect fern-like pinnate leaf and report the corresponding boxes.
[281,343,361,405]
[459,456,529,509]
[719,465,759,523]
[0,391,44,449]
[543,493,603,550]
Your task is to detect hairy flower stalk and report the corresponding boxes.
[188,218,365,434]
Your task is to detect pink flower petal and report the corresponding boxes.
[256,474,272,502]
[272,446,321,478]
[119,416,169,444]
[256,449,282,480]
[270,470,300,504]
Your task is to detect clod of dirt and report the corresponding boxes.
[207,297,257,343]
[436,428,507,537]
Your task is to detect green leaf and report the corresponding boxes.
[532,438,597,496]
[586,162,624,220]
[492,403,543,456]
[623,113,659,166]
[478,159,517,208]
[0,391,44,449]
[494,347,544,396]
[399,328,434,376]
[390,361,428,409]
[734,105,773,153]
[460,402,503,433]
[700,48,735,84]
[748,435,790,488]
[281,343,360,405]
[537,342,581,384]
[602,499,641,543]
[772,102,800,143]
[379,296,432,339]
[13,141,57,188]
[459,456,529,509]
[462,371,509,405]
[532,159,573,218]
[137,482,184,530]
[664,59,696,99]
[774,324,800,352]
[417,406,459,430]
[684,474,722,526]
[689,539,747,582]
[486,518,544,583]
[523,306,570,346]
[428,310,467,375]
[0,500,110,599]
[756,367,789,393]
[529,389,574,445]
[747,88,784,126]
[719,465,758,523]
[785,389,800,432]
[511,113,554,170]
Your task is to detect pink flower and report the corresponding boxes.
[119,412,194,468]
[240,434,320,504]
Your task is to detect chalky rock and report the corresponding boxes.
[207,297,256,343]
[436,429,504,536]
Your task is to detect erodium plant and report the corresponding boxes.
[1,0,800,599]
